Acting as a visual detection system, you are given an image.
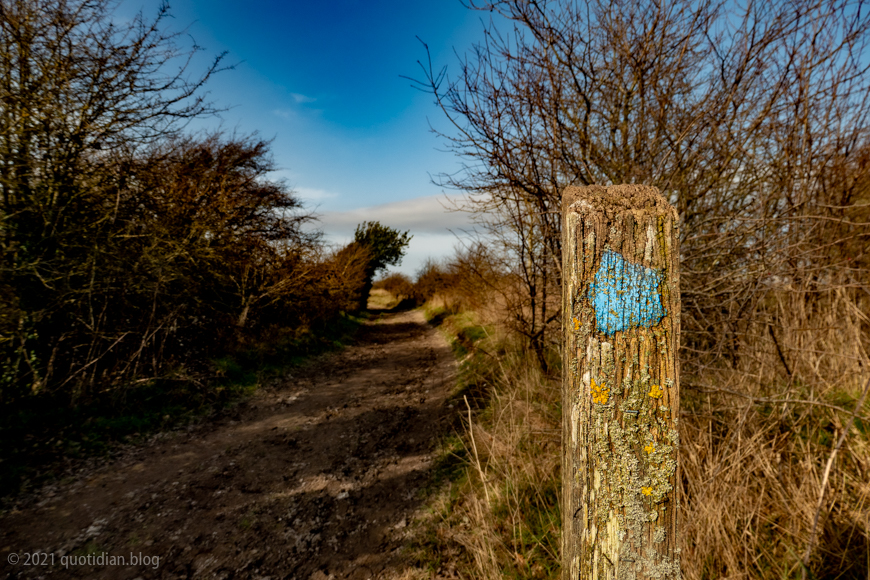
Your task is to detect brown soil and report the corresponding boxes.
[0,306,458,580]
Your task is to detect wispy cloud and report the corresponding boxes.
[317,195,476,236]
[291,93,316,104]
[295,187,338,203]
[272,94,318,121]
[272,108,296,121]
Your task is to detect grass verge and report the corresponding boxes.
[408,291,870,580]
[405,302,562,579]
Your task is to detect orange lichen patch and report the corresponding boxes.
[644,443,655,454]
[642,487,653,496]
[591,377,609,404]
[648,383,663,399]
[573,317,580,331]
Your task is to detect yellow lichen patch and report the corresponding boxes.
[644,443,655,454]
[591,377,609,404]
[648,383,663,399]
[573,317,580,331]
[642,486,653,496]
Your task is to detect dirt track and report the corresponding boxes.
[0,307,458,579]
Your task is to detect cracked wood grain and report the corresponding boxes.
[562,185,681,580]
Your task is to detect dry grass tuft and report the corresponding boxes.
[413,284,869,579]
[680,287,870,579]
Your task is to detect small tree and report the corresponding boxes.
[351,221,411,310]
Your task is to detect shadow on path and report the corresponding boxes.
[0,309,458,580]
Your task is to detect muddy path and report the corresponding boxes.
[0,307,458,579]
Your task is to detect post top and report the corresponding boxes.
[561,184,672,219]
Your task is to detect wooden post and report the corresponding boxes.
[561,185,681,579]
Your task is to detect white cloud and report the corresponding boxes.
[291,93,316,104]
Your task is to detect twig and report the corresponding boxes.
[56,332,131,390]
[801,375,870,578]
[686,384,859,415]
[768,323,792,378]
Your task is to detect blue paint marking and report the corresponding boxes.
[588,250,665,334]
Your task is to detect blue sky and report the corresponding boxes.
[118,0,493,276]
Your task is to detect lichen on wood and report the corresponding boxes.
[562,185,681,580]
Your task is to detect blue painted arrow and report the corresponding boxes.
[588,250,665,334]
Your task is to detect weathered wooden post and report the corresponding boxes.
[561,185,681,579]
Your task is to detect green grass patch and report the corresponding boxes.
[423,434,469,497]
[405,434,474,574]
[424,306,495,409]
[492,479,561,580]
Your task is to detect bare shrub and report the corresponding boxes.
[0,0,358,412]
[320,242,374,316]
[373,272,415,301]
[410,0,870,575]
[413,259,453,304]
